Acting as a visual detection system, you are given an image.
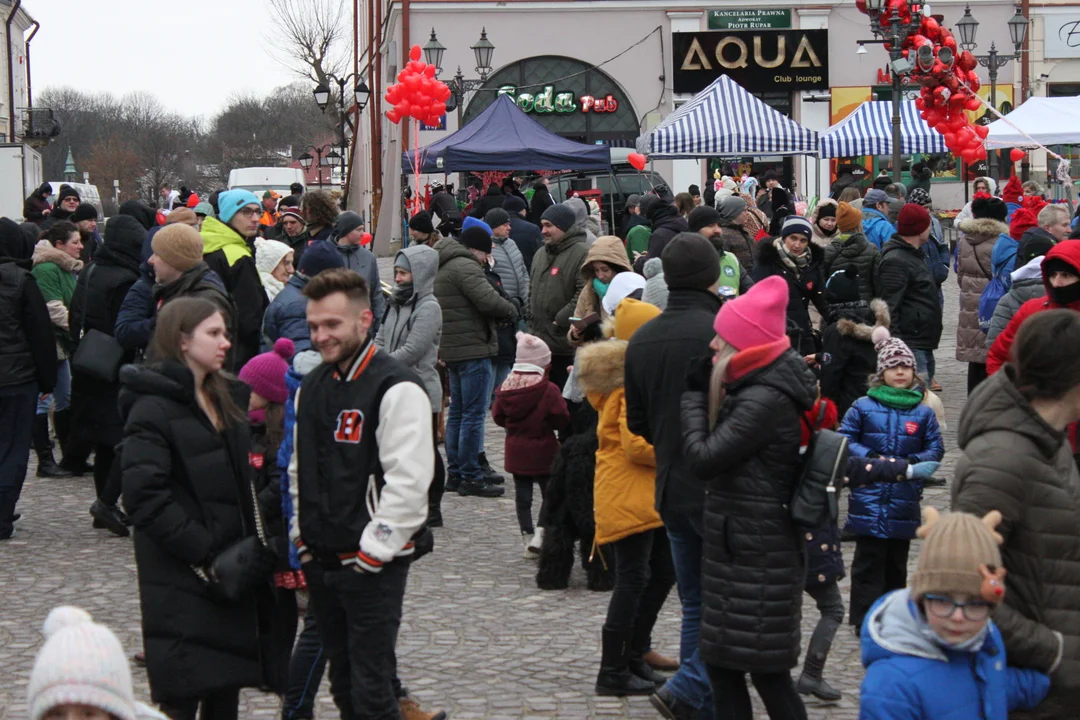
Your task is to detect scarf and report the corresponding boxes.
[592,277,610,300]
[1050,281,1080,307]
[868,384,924,410]
[773,236,810,271]
[248,408,266,425]
[391,282,414,306]
[259,271,285,302]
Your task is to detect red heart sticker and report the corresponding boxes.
[806,281,814,289]
[551,267,559,276]
[249,452,264,469]
[905,421,918,435]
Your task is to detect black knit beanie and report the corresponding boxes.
[408,211,435,235]
[972,197,1008,222]
[460,226,492,254]
[662,232,720,290]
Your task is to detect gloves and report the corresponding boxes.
[685,355,714,394]
[908,461,941,480]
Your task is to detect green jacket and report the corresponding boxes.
[528,227,589,357]
[433,237,516,363]
[626,224,651,265]
[31,239,82,357]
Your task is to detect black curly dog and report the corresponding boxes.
[536,405,615,591]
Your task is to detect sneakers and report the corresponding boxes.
[527,527,544,557]
[90,500,130,537]
[522,532,534,559]
[398,696,446,720]
[458,478,504,498]
[650,686,699,720]
[445,474,462,493]
[477,452,505,485]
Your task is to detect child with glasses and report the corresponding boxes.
[858,508,1050,720]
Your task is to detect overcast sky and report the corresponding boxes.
[26,0,314,120]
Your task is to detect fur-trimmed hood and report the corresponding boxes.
[836,298,890,340]
[957,217,1009,246]
[32,239,84,273]
[576,338,627,397]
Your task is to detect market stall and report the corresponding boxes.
[984,96,1080,149]
[818,100,947,158]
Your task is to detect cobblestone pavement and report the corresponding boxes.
[0,258,968,719]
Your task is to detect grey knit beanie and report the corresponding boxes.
[540,204,576,233]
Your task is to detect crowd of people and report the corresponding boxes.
[4,168,1080,720]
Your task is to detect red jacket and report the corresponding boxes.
[987,241,1080,375]
[492,375,569,476]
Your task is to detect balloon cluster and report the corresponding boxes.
[384,45,452,126]
[857,0,988,165]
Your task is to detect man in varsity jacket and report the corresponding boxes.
[287,267,434,719]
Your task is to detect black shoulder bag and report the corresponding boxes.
[70,265,126,383]
[789,404,849,529]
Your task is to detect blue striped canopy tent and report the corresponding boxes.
[819,100,947,158]
[636,75,818,158]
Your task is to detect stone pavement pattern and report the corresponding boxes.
[0,258,969,719]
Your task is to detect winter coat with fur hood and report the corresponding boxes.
[576,299,663,547]
[568,235,634,346]
[31,238,83,357]
[718,219,758,272]
[810,199,840,249]
[955,216,1007,363]
[819,299,888,417]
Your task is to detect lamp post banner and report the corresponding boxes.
[672,30,829,94]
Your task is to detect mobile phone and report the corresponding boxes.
[570,312,600,330]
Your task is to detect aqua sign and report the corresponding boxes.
[497,85,619,114]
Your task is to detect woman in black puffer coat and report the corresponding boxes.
[120,297,281,718]
[752,216,827,356]
[68,215,145,535]
[681,275,816,720]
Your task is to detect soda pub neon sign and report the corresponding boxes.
[497,85,619,114]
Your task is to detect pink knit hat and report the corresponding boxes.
[872,326,916,374]
[713,275,789,350]
[239,338,295,404]
[515,332,551,368]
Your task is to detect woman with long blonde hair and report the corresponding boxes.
[681,275,817,720]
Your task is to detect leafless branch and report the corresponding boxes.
[263,0,349,87]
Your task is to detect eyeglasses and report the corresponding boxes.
[238,207,261,217]
[924,594,992,622]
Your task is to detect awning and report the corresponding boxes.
[819,100,947,158]
[985,96,1080,149]
[636,75,818,158]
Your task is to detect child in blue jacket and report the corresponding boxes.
[859,507,1049,719]
[840,327,944,631]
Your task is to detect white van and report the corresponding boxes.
[228,167,306,197]
[47,181,104,219]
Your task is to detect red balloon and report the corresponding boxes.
[425,65,436,78]
[856,0,867,12]
[397,70,409,83]
[410,45,422,62]
[1010,148,1026,163]
[974,124,990,139]
[395,101,411,117]
[439,85,452,101]
[432,102,447,116]
[409,104,425,120]
[944,132,958,148]
[386,109,401,124]
[628,152,647,171]
[966,97,982,112]
[958,50,977,72]
[361,232,373,246]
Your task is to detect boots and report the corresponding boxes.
[797,650,842,701]
[595,627,656,697]
[33,415,71,478]
[522,532,534,559]
[477,452,504,484]
[90,499,130,537]
[427,471,444,528]
[398,696,446,720]
[628,656,668,687]
[54,410,92,476]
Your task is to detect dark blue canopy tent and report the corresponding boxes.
[402,94,611,173]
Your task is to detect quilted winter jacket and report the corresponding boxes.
[840,392,944,539]
[262,275,311,353]
[986,257,1045,347]
[952,367,1080,719]
[822,231,881,303]
[862,208,896,250]
[527,227,589,357]
[491,236,529,305]
[877,236,944,351]
[492,374,569,477]
[681,349,817,673]
[954,217,1006,363]
[752,239,827,355]
[433,237,516,363]
[718,220,758,272]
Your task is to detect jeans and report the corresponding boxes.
[658,508,714,718]
[159,687,240,720]
[0,381,37,538]
[283,607,327,720]
[36,359,70,414]
[706,665,807,720]
[305,561,409,720]
[804,581,844,672]
[849,536,910,631]
[445,359,491,481]
[604,528,676,654]
[513,474,549,534]
[488,358,513,406]
[913,349,935,384]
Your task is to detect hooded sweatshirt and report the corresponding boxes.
[200,216,267,368]
[860,588,1049,720]
[374,245,442,412]
[986,255,1046,346]
[564,197,597,248]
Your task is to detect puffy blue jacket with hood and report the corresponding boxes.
[862,208,896,250]
[860,588,1049,720]
[262,274,311,353]
[841,386,944,539]
[277,350,324,571]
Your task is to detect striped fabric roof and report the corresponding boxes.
[819,100,947,158]
[637,75,819,158]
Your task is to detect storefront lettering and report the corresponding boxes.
[673,30,830,92]
[497,85,618,114]
[680,34,822,72]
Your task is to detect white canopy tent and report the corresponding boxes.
[985,96,1080,149]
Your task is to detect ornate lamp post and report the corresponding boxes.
[423,28,496,129]
[297,143,338,189]
[312,74,371,207]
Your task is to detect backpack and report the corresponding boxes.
[789,404,849,529]
[978,251,1015,333]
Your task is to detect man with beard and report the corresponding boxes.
[687,206,753,298]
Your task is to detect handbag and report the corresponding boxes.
[70,265,126,383]
[193,475,273,602]
[789,404,849,529]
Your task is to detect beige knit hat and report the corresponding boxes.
[151,224,204,272]
[910,507,1007,604]
[165,207,198,227]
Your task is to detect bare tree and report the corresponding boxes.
[264,0,349,87]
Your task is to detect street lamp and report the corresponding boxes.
[297,144,336,188]
[312,73,371,208]
[956,3,1029,178]
[427,27,497,129]
[861,1,926,183]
